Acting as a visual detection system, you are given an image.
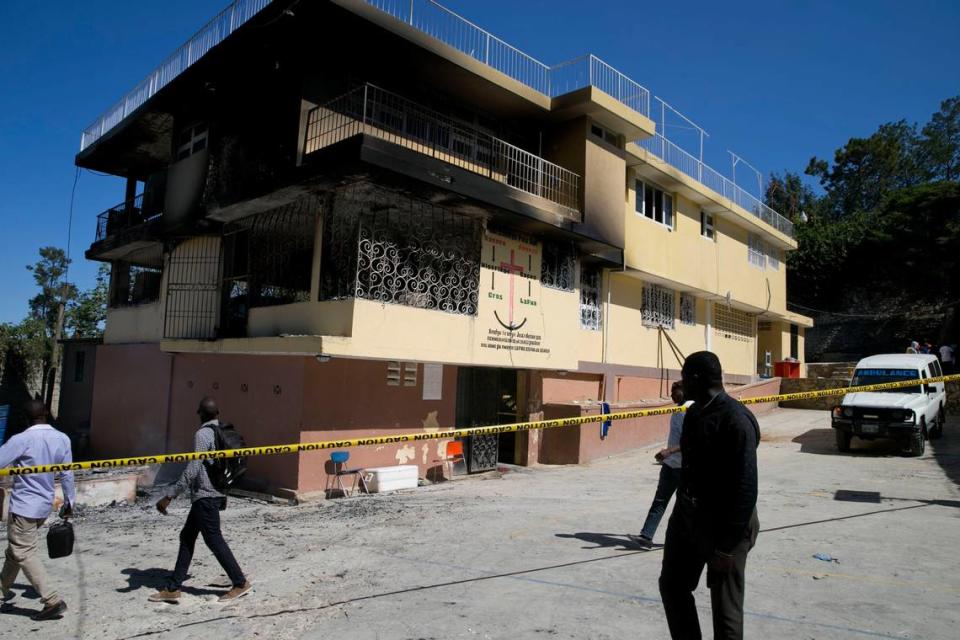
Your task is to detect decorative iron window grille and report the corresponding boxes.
[580,265,602,331]
[680,293,696,326]
[642,283,675,329]
[321,185,482,316]
[714,305,756,342]
[541,241,575,291]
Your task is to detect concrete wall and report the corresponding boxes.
[104,301,165,344]
[540,377,781,464]
[57,341,98,437]
[89,343,173,460]
[298,357,459,495]
[166,352,307,492]
[778,377,849,410]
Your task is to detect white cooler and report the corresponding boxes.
[363,465,419,493]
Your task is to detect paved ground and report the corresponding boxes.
[2,408,959,639]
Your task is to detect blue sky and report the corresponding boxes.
[1,0,958,324]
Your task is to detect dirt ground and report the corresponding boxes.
[2,408,958,639]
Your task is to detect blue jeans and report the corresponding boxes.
[640,465,681,540]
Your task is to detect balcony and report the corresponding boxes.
[636,134,795,239]
[304,84,582,220]
[87,194,164,264]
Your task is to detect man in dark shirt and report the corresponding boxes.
[659,351,760,640]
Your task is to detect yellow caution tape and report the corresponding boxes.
[2,373,957,477]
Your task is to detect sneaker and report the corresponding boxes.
[148,589,182,603]
[218,581,252,602]
[32,600,67,621]
[627,534,654,548]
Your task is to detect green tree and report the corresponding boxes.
[764,171,822,221]
[67,263,109,338]
[26,247,77,338]
[806,120,922,216]
[919,95,960,182]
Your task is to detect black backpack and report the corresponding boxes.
[203,422,248,494]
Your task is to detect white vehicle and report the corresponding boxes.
[831,354,947,456]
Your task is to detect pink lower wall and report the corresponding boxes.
[538,377,782,465]
[297,358,459,494]
[89,344,173,460]
[542,373,603,403]
[166,353,307,492]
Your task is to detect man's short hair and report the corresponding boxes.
[23,399,47,421]
[683,351,723,385]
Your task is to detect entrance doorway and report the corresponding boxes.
[456,368,525,471]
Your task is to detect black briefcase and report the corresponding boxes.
[46,520,75,559]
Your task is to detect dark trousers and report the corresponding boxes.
[659,496,759,640]
[640,465,681,539]
[169,498,245,590]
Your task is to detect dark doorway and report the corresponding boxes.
[456,368,524,471]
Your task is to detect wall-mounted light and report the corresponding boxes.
[315,354,331,363]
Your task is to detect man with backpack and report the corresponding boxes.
[150,397,250,603]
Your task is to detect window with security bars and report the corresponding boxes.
[748,234,766,268]
[714,305,756,342]
[542,241,576,291]
[642,284,675,329]
[766,244,780,270]
[679,293,696,326]
[580,265,602,331]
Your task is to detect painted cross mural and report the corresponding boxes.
[480,231,541,332]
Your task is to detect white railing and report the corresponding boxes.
[79,0,274,151]
[638,134,795,238]
[304,84,581,219]
[365,0,649,116]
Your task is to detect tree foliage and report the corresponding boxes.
[774,94,960,316]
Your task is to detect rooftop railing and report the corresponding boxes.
[364,1,650,116]
[637,134,795,239]
[304,84,582,219]
[79,0,274,151]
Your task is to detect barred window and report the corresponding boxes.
[766,243,780,270]
[714,305,755,342]
[580,265,602,331]
[748,234,766,268]
[679,293,696,326]
[642,283,675,329]
[541,241,575,291]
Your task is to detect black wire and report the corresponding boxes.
[65,167,80,279]
[788,299,960,319]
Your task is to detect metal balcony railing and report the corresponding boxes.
[95,194,163,242]
[79,0,274,151]
[364,1,650,116]
[80,0,652,152]
[637,134,795,239]
[305,84,582,219]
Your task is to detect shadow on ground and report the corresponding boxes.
[118,568,224,597]
[554,532,661,551]
[792,428,912,456]
[930,415,960,489]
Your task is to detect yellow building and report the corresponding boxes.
[76,0,810,497]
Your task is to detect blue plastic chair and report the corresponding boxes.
[330,451,368,497]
